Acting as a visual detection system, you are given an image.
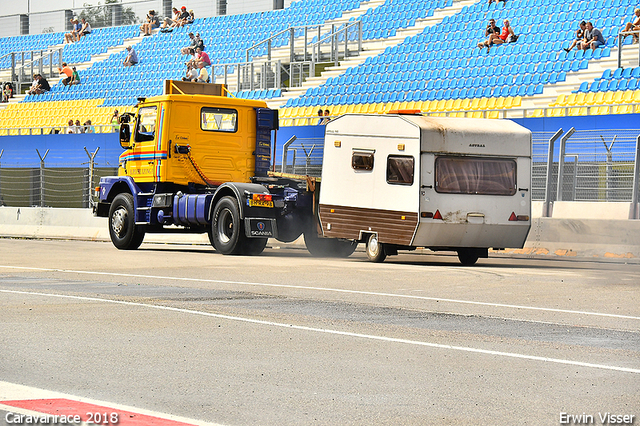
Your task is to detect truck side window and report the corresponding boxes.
[387,156,414,185]
[352,151,374,171]
[435,156,517,196]
[135,106,157,142]
[201,107,237,132]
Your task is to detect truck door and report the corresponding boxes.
[125,105,162,182]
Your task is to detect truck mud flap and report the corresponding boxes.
[245,218,277,238]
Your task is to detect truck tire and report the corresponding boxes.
[108,193,145,250]
[304,231,358,258]
[366,234,387,263]
[457,249,479,266]
[211,196,246,255]
[242,237,268,255]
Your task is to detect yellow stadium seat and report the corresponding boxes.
[566,93,578,105]
[443,99,454,111]
[470,111,483,118]
[398,101,409,110]
[551,94,566,107]
[487,110,499,119]
[593,92,605,105]
[512,96,522,107]
[486,98,496,109]
[568,106,581,116]
[603,91,614,104]
[584,92,596,105]
[452,99,462,111]
[390,101,401,111]
[460,98,471,110]
[575,93,586,105]
[434,100,444,111]
[353,104,364,113]
[478,97,488,109]
[633,90,640,103]
[406,101,417,110]
[613,105,631,114]
[345,104,356,113]
[374,103,387,114]
[623,90,634,103]
[470,98,481,110]
[612,91,624,104]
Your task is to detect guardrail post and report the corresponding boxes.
[83,147,99,209]
[556,127,575,202]
[601,135,617,201]
[569,155,579,201]
[281,136,297,173]
[543,128,563,217]
[36,149,49,208]
[290,27,295,63]
[630,135,640,219]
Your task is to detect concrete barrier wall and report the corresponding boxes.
[2,205,639,260]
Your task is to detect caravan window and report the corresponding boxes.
[201,107,237,132]
[352,151,374,171]
[435,156,517,196]
[387,156,414,185]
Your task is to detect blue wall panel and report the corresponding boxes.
[0,133,121,168]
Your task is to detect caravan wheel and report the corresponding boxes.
[366,234,386,263]
[457,249,479,266]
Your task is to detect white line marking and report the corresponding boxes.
[1,288,639,375]
[1,265,638,321]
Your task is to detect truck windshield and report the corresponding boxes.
[135,106,157,142]
[435,156,516,196]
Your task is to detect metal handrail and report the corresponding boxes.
[617,29,640,68]
[246,24,323,62]
[310,20,362,66]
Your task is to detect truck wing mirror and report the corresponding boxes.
[119,124,132,149]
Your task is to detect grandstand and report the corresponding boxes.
[1,0,640,133]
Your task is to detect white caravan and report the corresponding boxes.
[318,114,532,265]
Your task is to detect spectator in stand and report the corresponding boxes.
[75,119,85,133]
[620,8,640,44]
[140,10,160,36]
[321,109,331,124]
[176,6,190,27]
[2,82,13,102]
[182,63,198,81]
[70,67,81,85]
[564,21,586,52]
[64,18,82,43]
[83,120,95,133]
[110,109,120,132]
[186,9,195,25]
[578,22,606,50]
[160,7,180,32]
[123,46,139,66]
[194,46,211,67]
[195,62,209,83]
[67,119,79,134]
[78,18,92,41]
[492,19,517,46]
[316,109,324,124]
[28,74,50,95]
[58,63,74,85]
[477,19,502,52]
[181,32,199,55]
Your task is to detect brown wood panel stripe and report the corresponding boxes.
[319,204,418,246]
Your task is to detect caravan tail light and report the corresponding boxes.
[509,212,530,221]
[433,210,443,220]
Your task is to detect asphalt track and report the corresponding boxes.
[0,238,638,425]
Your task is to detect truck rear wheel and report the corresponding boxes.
[457,249,479,266]
[212,196,246,255]
[242,237,268,255]
[366,234,386,263]
[109,193,145,250]
[304,231,357,258]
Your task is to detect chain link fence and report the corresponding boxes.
[0,128,638,208]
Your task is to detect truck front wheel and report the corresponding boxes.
[212,196,246,255]
[109,193,145,250]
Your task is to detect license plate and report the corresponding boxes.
[249,199,274,208]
